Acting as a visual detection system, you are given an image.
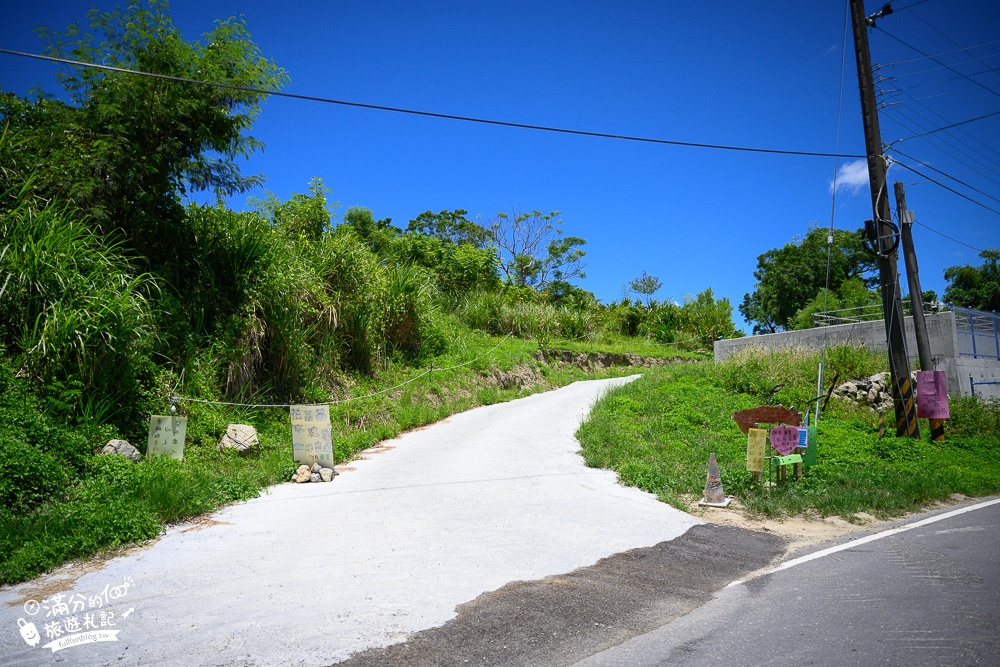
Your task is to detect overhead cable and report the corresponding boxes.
[874,29,1000,99]
[889,158,1000,217]
[0,47,865,159]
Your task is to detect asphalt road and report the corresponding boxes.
[573,497,1000,667]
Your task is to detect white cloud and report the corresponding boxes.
[830,159,870,195]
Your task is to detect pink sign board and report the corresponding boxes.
[769,426,801,456]
[916,370,950,419]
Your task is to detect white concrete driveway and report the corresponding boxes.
[0,376,700,666]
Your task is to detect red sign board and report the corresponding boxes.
[732,405,802,434]
[916,370,950,419]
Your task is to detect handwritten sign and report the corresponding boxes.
[732,405,802,434]
[290,405,335,469]
[746,428,766,472]
[769,426,801,456]
[916,370,950,419]
[147,416,187,460]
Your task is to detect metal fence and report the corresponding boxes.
[970,378,1000,402]
[954,306,1000,361]
[811,301,939,327]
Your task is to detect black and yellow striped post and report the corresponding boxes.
[894,374,920,439]
[929,418,945,442]
[878,410,886,440]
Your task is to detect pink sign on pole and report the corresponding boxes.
[916,370,950,419]
[769,426,801,456]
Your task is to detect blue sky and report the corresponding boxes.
[2,1,998,332]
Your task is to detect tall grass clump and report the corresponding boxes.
[0,190,159,430]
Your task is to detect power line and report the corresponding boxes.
[891,147,1000,205]
[875,28,1000,99]
[876,38,1000,68]
[907,164,1000,186]
[914,221,985,252]
[889,109,1000,144]
[889,157,1000,216]
[0,47,865,160]
[902,3,1000,80]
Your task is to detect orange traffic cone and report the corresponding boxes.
[699,452,731,507]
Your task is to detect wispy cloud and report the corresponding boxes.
[830,159,870,194]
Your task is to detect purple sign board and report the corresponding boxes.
[769,426,801,456]
[916,370,950,419]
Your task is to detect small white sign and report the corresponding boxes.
[290,405,334,469]
[147,416,187,460]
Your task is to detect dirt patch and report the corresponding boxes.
[489,364,542,390]
[536,349,698,371]
[685,492,981,554]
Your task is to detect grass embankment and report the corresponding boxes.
[0,331,687,585]
[578,345,1000,519]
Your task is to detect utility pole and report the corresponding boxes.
[895,182,945,441]
[849,0,919,438]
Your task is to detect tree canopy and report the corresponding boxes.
[1,0,288,258]
[740,227,876,333]
[944,249,1000,311]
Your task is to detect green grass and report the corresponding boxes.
[577,346,1000,520]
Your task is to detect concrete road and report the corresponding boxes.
[572,497,1000,667]
[1,376,708,666]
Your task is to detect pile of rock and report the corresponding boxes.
[100,439,142,462]
[291,462,338,483]
[832,371,918,413]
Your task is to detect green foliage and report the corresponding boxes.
[740,227,876,333]
[678,288,743,348]
[341,206,399,252]
[628,271,662,307]
[6,0,289,261]
[789,277,881,330]
[579,351,1000,520]
[944,249,1000,311]
[407,209,488,247]
[487,209,587,288]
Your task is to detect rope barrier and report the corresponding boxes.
[171,333,514,409]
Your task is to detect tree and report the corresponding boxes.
[2,0,288,259]
[406,209,488,247]
[628,271,662,307]
[341,206,399,252]
[680,288,743,348]
[740,226,876,333]
[486,209,587,289]
[943,249,1000,311]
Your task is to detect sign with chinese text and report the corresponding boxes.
[916,370,950,419]
[290,405,334,468]
[147,416,186,460]
[746,428,766,472]
[769,426,801,456]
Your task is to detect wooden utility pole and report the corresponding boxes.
[849,0,919,438]
[895,182,945,441]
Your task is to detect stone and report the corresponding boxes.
[310,472,321,483]
[217,424,259,453]
[319,468,334,482]
[867,388,880,404]
[100,439,141,462]
[310,462,322,474]
[293,464,311,483]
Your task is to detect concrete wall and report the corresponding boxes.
[714,311,1000,398]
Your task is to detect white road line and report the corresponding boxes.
[726,497,1000,588]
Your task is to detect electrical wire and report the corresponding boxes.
[876,39,1000,68]
[875,28,1000,99]
[888,109,1000,144]
[902,3,1000,79]
[0,47,866,160]
[890,147,1000,205]
[890,158,1000,216]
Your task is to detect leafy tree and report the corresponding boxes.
[740,227,875,333]
[680,288,743,348]
[406,209,488,247]
[254,178,335,244]
[486,209,587,289]
[628,271,663,307]
[789,277,881,330]
[944,249,1000,311]
[2,0,288,259]
[341,206,399,252]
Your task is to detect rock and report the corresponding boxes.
[867,388,880,404]
[310,472,321,483]
[293,464,311,483]
[310,462,322,474]
[217,424,259,453]
[319,468,334,482]
[100,439,141,462]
